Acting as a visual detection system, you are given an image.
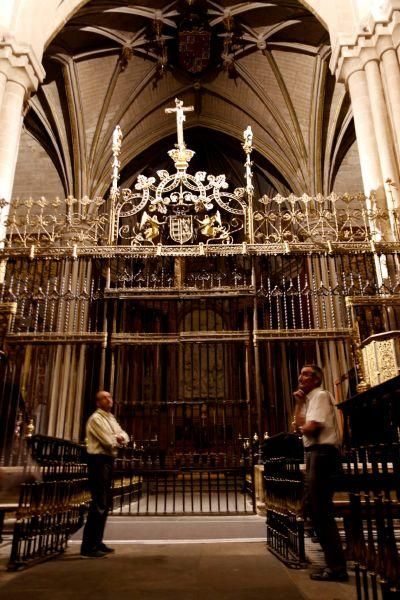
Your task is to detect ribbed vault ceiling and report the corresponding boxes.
[21,0,357,199]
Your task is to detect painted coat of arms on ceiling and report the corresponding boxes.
[177,7,212,75]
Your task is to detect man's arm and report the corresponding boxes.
[115,430,129,445]
[293,389,306,430]
[112,416,129,445]
[293,389,323,436]
[301,420,322,436]
[88,414,115,450]
[301,391,329,438]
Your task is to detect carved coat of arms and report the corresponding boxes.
[169,215,193,244]
[178,30,211,74]
[178,7,212,75]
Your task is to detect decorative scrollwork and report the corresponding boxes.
[107,98,250,247]
[2,195,108,248]
[112,167,246,246]
[3,99,399,255]
[254,191,399,245]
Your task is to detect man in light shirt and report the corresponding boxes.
[80,390,129,558]
[293,364,348,582]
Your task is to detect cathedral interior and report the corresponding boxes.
[1,0,400,598]
[2,0,371,453]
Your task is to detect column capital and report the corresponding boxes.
[335,54,363,86]
[331,7,400,82]
[0,34,45,96]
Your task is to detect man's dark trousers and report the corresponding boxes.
[306,444,346,572]
[81,454,113,553]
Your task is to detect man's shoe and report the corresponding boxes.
[310,568,348,582]
[97,544,115,554]
[80,550,108,558]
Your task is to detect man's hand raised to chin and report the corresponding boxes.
[293,388,307,404]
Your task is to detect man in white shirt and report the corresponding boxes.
[80,390,129,558]
[293,364,348,582]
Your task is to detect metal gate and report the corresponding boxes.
[112,465,254,516]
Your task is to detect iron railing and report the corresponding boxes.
[111,448,255,516]
[7,435,89,570]
[1,190,399,250]
[112,467,254,516]
[263,455,306,568]
[337,379,400,599]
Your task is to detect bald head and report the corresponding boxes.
[96,390,113,412]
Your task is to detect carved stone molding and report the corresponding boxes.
[0,37,45,93]
[331,4,400,80]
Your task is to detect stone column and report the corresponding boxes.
[0,39,44,285]
[345,65,384,200]
[363,53,400,231]
[379,43,400,164]
[333,9,400,220]
[0,71,6,113]
[363,53,400,185]
[0,38,45,238]
[343,62,392,262]
[395,20,400,66]
[0,80,25,201]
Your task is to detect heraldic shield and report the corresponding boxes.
[178,30,211,74]
[169,215,193,244]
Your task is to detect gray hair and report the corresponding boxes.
[303,364,323,384]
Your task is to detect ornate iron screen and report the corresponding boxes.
[0,98,400,490]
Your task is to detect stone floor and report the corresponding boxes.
[0,516,356,600]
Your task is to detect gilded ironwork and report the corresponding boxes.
[376,338,400,382]
[1,106,400,255]
[1,197,400,256]
[110,331,250,346]
[361,332,400,386]
[346,296,400,307]
[112,169,247,247]
[108,98,249,247]
[107,261,251,293]
[5,332,107,345]
[1,195,107,249]
[254,328,352,341]
[253,191,399,245]
[2,96,400,471]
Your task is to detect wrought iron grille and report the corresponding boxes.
[1,99,400,526]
